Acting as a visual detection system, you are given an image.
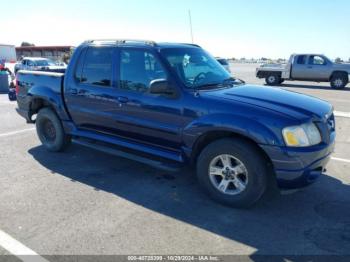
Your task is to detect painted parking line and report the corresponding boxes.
[331,157,350,164]
[0,128,35,138]
[0,230,48,262]
[334,111,350,118]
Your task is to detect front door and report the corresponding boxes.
[305,55,331,81]
[113,48,188,151]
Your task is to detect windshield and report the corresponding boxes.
[34,59,56,66]
[161,48,232,89]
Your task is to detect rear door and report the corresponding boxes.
[291,55,309,80]
[64,45,122,133]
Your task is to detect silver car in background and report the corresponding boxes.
[14,57,67,74]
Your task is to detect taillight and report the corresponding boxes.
[15,77,19,95]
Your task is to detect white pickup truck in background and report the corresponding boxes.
[256,54,350,89]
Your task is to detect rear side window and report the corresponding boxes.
[74,50,85,81]
[80,47,113,87]
[217,59,228,66]
[296,55,307,65]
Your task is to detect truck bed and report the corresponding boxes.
[16,70,65,122]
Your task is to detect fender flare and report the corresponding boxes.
[28,85,70,121]
[182,113,282,155]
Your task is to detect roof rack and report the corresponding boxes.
[181,43,201,48]
[84,39,158,46]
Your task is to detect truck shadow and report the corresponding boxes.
[28,144,350,259]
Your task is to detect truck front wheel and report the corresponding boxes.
[265,74,281,86]
[196,138,267,208]
[330,73,348,89]
[36,108,71,152]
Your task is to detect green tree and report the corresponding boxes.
[21,42,35,47]
[335,57,343,63]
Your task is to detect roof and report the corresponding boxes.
[292,53,324,57]
[16,46,74,51]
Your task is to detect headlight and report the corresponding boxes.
[282,122,321,147]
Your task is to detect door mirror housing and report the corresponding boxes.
[149,79,177,97]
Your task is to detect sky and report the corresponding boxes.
[2,0,350,60]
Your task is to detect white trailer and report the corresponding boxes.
[0,44,16,63]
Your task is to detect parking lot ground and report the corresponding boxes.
[0,65,350,259]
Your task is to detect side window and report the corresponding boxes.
[309,55,326,65]
[80,47,113,87]
[296,55,307,65]
[120,49,167,93]
[27,60,35,66]
[74,49,85,81]
[22,60,26,65]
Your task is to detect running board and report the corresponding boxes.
[70,128,183,162]
[72,138,182,172]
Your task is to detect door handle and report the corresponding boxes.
[69,88,78,95]
[307,66,313,69]
[117,96,129,103]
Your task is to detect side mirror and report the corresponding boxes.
[149,79,177,97]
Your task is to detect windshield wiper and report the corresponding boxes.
[192,77,245,90]
[222,77,245,85]
[193,82,223,90]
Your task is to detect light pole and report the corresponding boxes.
[188,10,194,43]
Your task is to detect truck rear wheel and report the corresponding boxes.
[196,138,267,208]
[36,108,71,152]
[265,74,281,86]
[330,73,348,89]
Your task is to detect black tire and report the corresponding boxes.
[330,73,348,89]
[196,138,267,208]
[36,107,71,152]
[279,79,284,84]
[265,73,281,86]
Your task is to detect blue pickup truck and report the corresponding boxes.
[16,39,335,207]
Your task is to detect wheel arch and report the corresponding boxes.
[28,86,69,122]
[28,97,59,122]
[330,70,349,81]
[257,70,282,78]
[190,130,274,171]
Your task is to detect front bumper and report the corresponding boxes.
[261,138,335,189]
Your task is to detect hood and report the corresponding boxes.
[39,65,67,70]
[38,65,66,73]
[203,85,332,121]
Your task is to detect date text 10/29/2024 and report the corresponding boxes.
[127,256,219,261]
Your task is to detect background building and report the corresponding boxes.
[15,46,74,61]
